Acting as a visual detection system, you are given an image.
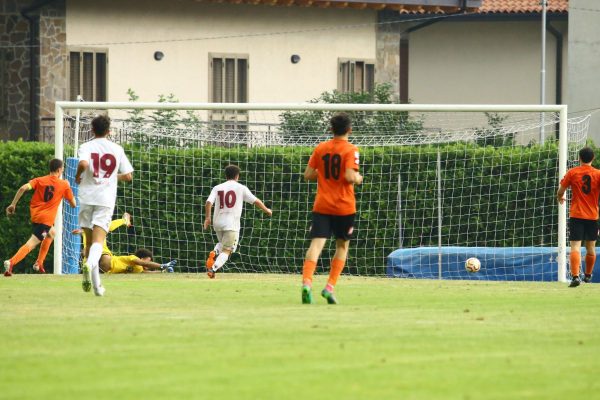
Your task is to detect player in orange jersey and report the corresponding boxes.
[301,113,363,304]
[4,159,76,276]
[557,147,600,287]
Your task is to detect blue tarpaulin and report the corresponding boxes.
[386,246,596,282]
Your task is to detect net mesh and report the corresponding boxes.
[59,107,590,278]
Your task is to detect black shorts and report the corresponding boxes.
[310,212,355,240]
[569,218,599,242]
[32,223,51,241]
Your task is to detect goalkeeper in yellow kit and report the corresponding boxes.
[75,213,176,274]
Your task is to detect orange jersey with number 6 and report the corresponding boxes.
[560,165,600,220]
[29,175,74,226]
[308,138,359,216]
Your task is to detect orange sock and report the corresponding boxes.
[585,254,596,276]
[36,237,53,266]
[570,250,581,277]
[9,245,32,270]
[327,258,346,287]
[302,260,317,285]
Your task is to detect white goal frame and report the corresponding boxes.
[53,102,569,281]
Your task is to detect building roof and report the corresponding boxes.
[197,0,482,12]
[478,0,568,14]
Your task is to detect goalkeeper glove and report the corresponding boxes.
[160,260,177,273]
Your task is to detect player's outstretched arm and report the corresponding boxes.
[6,183,31,215]
[556,185,568,204]
[304,166,318,181]
[75,160,88,184]
[344,168,363,185]
[203,201,213,230]
[118,172,133,182]
[132,258,176,273]
[254,199,272,217]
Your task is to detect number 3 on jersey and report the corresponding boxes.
[91,153,117,178]
[217,190,237,208]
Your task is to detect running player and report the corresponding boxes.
[203,165,272,279]
[75,115,134,296]
[301,113,363,304]
[4,159,76,276]
[557,146,600,287]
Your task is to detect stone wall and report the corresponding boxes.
[0,0,65,142]
[375,10,400,101]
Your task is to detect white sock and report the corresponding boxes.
[214,243,222,255]
[88,243,103,289]
[213,253,229,272]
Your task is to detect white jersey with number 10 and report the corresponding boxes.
[207,180,257,231]
[77,138,134,208]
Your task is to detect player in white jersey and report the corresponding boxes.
[75,115,134,296]
[203,165,272,278]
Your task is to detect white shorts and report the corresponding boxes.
[216,230,239,252]
[79,204,114,233]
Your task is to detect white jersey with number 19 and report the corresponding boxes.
[78,138,134,208]
[207,180,257,231]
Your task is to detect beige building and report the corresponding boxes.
[4,0,598,142]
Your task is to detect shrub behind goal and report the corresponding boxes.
[54,102,589,281]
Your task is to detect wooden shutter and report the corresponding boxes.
[224,58,235,103]
[69,52,80,101]
[212,58,223,103]
[237,58,247,103]
[82,52,94,101]
[95,53,107,101]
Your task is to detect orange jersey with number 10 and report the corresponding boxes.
[560,165,600,220]
[308,138,359,216]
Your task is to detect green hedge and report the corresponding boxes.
[0,140,570,275]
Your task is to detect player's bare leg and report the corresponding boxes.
[4,235,41,277]
[34,227,55,273]
[569,240,582,287]
[88,225,108,296]
[81,228,93,292]
[208,248,232,279]
[321,239,349,304]
[302,238,326,304]
[584,240,596,283]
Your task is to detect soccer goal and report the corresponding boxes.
[53,102,590,282]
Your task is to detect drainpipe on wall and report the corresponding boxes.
[21,0,55,142]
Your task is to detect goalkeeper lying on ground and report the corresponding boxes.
[75,213,176,274]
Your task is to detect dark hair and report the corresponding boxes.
[134,248,153,260]
[225,165,241,180]
[330,113,351,136]
[91,115,111,137]
[49,158,63,172]
[580,147,595,163]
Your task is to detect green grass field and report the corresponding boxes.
[1,274,599,399]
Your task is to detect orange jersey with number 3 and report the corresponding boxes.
[308,138,359,215]
[29,175,74,226]
[560,165,600,220]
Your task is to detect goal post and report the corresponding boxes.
[53,101,581,282]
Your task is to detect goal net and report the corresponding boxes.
[54,103,589,282]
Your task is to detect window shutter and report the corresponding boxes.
[69,52,80,101]
[212,58,223,103]
[340,61,350,93]
[82,52,94,101]
[237,58,247,103]
[0,49,5,117]
[225,58,235,103]
[365,63,375,93]
[355,61,364,92]
[95,53,107,101]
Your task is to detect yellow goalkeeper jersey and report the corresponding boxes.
[109,255,143,274]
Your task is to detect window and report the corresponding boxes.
[68,48,108,102]
[210,53,248,103]
[338,59,375,93]
[209,53,249,131]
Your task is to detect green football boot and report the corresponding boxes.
[301,285,313,304]
[81,263,92,293]
[321,288,338,305]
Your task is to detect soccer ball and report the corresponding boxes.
[32,263,39,272]
[465,257,481,273]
